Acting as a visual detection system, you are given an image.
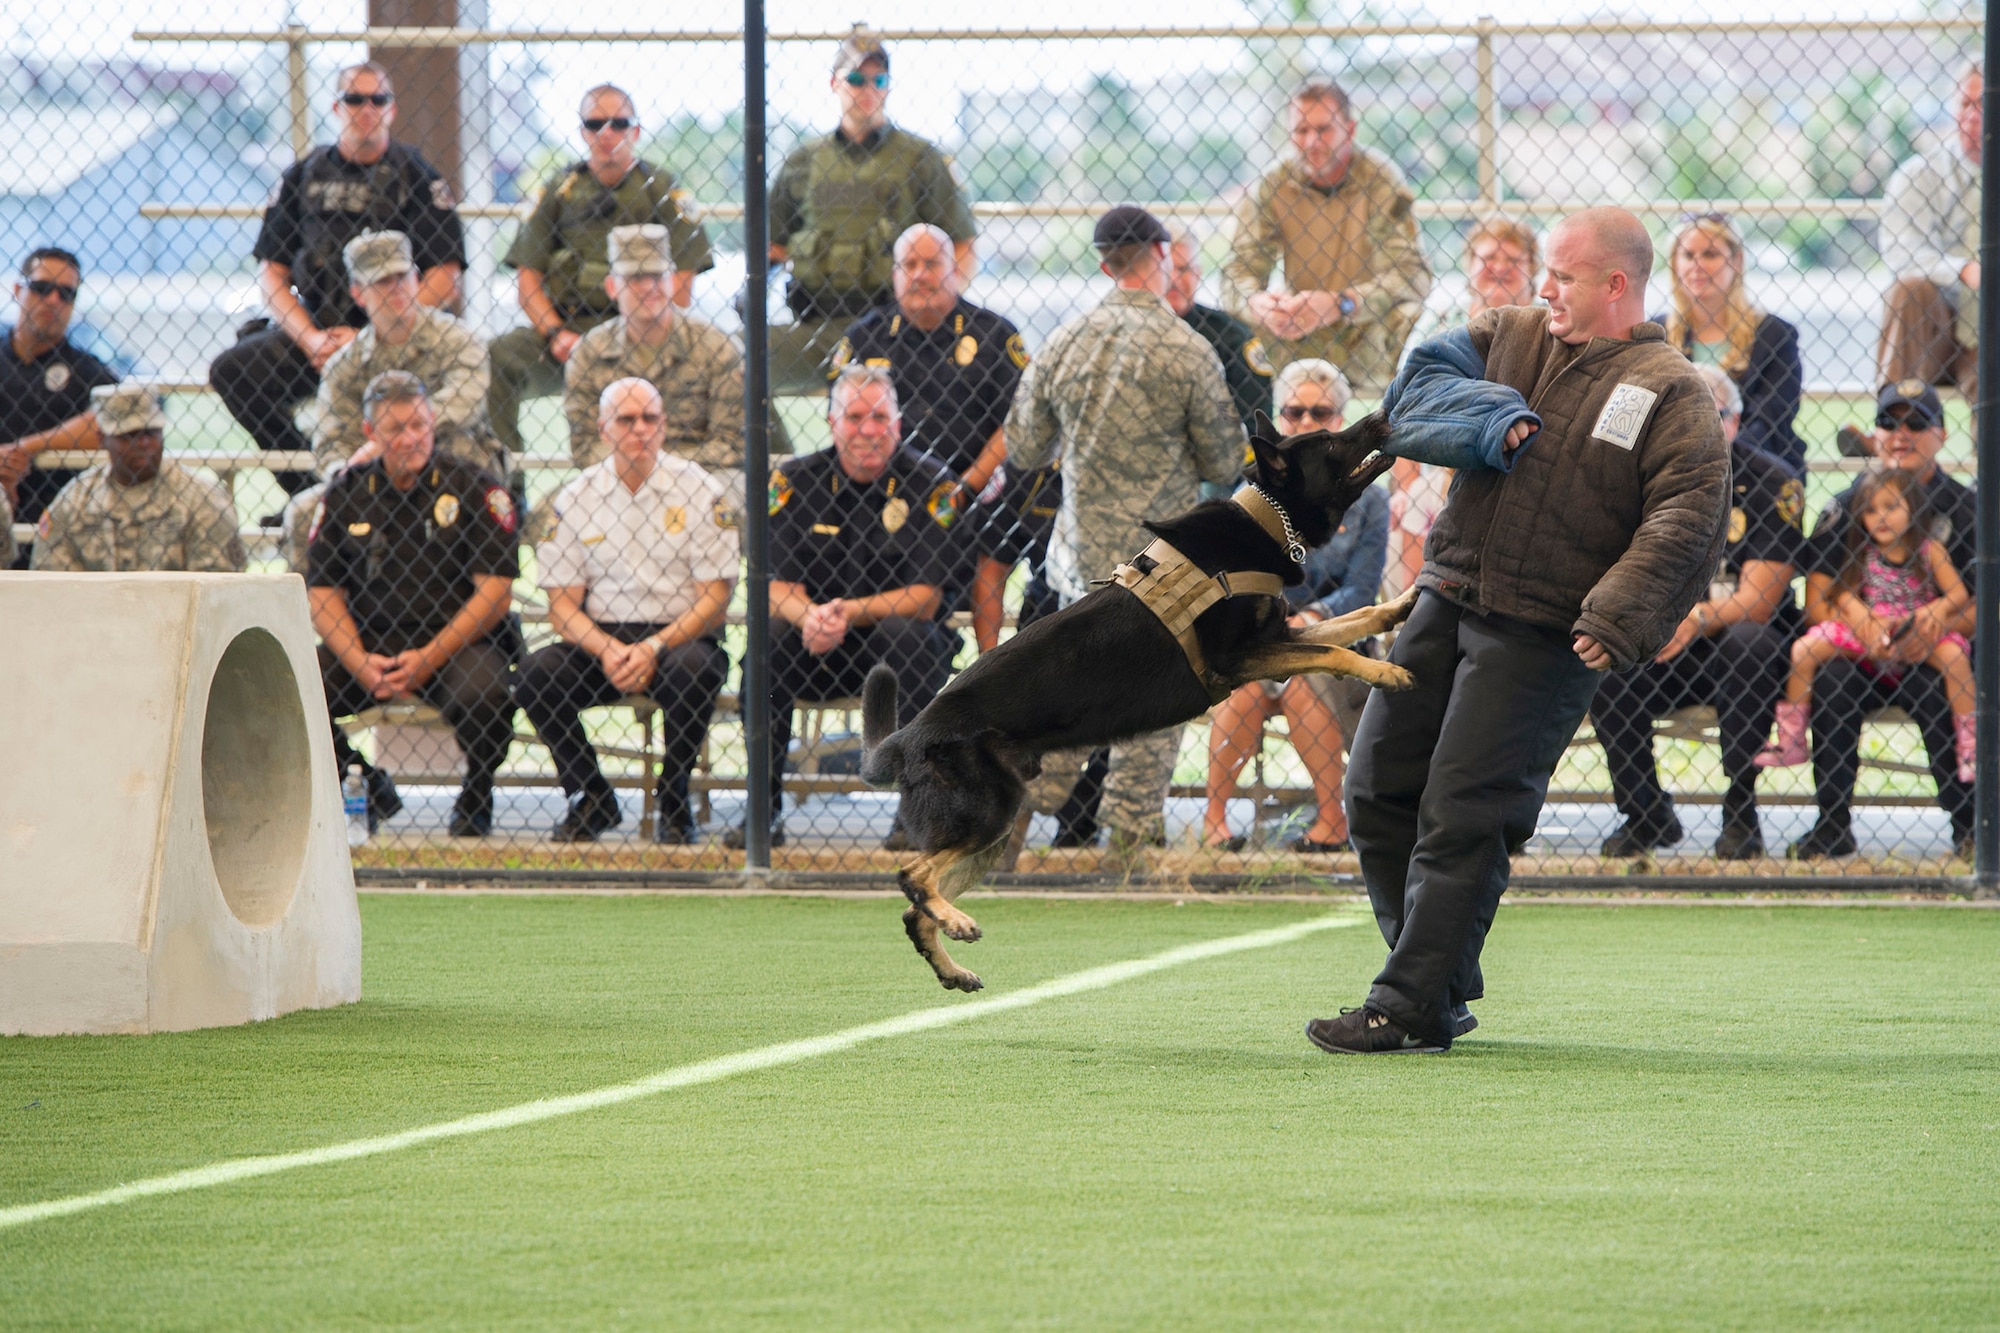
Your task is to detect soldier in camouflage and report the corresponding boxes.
[31,385,246,573]
[766,25,977,396]
[1004,206,1243,852]
[562,225,744,477]
[1222,80,1433,392]
[489,83,714,457]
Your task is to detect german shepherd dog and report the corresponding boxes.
[860,413,1420,991]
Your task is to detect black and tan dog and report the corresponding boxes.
[860,412,1419,991]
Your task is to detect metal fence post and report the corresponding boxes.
[742,0,772,872]
[1976,0,1999,897]
[1476,15,1499,209]
[285,24,311,161]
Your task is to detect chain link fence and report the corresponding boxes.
[1,9,1987,884]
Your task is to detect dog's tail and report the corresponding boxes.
[859,664,904,786]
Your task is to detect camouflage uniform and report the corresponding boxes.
[30,461,246,572]
[1004,284,1242,842]
[1222,148,1433,391]
[312,304,503,477]
[561,314,744,471]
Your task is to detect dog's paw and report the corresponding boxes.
[942,970,984,992]
[1372,664,1417,692]
[1384,585,1420,623]
[939,910,982,943]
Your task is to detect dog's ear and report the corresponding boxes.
[1249,409,1280,446]
[1248,426,1290,485]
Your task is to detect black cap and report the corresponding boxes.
[1092,205,1171,250]
[1876,378,1944,429]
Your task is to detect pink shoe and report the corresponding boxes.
[1957,713,1976,785]
[1753,702,1810,769]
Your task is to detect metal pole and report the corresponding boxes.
[742,0,773,871]
[1475,15,1498,209]
[1976,9,2000,894]
[285,25,311,160]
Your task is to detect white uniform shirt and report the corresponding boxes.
[538,454,739,625]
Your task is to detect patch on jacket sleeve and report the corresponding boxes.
[1590,383,1659,451]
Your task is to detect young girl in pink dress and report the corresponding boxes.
[1755,467,1974,780]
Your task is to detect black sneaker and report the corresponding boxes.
[448,785,493,838]
[1050,823,1100,849]
[551,788,621,843]
[1600,812,1685,857]
[1713,815,1765,861]
[723,822,785,850]
[1450,1003,1478,1037]
[365,766,403,833]
[1304,1007,1445,1055]
[1787,819,1857,860]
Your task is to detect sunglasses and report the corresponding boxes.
[842,70,890,89]
[25,279,77,303]
[1876,413,1940,432]
[582,116,635,132]
[339,92,393,107]
[1278,404,1340,424]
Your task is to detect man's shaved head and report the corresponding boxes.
[1556,207,1653,287]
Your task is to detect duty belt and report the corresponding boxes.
[1104,487,1297,702]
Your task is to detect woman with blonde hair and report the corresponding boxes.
[1202,358,1387,853]
[1656,213,1807,471]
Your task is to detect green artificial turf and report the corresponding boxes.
[4,895,1998,1330]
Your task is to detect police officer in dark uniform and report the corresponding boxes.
[1591,364,1806,860]
[488,82,714,459]
[0,246,118,563]
[727,365,958,848]
[210,61,466,497]
[1167,226,1272,431]
[306,371,519,837]
[831,222,1025,609]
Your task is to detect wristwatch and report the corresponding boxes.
[1337,293,1357,319]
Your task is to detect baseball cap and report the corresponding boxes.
[344,230,415,285]
[1092,205,1171,250]
[833,23,888,74]
[92,383,167,437]
[608,224,673,277]
[1876,378,1944,429]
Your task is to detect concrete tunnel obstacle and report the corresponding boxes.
[0,573,361,1035]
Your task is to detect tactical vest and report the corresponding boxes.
[788,130,928,316]
[543,162,683,320]
[295,145,414,327]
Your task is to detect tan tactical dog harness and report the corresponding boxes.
[1106,486,1301,702]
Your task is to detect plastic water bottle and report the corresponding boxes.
[343,765,370,847]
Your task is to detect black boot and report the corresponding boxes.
[552,783,621,842]
[1714,786,1765,860]
[1600,805,1684,857]
[1050,748,1108,848]
[653,773,696,845]
[450,775,494,837]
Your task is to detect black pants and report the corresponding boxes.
[763,616,955,814]
[515,630,727,823]
[208,324,319,494]
[1591,619,1790,827]
[319,638,516,795]
[1346,592,1603,1047]
[1810,658,1973,842]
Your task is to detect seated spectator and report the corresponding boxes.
[1222,79,1433,391]
[489,82,713,461]
[515,379,735,845]
[1166,225,1272,431]
[208,61,465,501]
[1787,380,1979,859]
[30,385,246,573]
[0,246,119,560]
[730,365,959,849]
[305,371,519,838]
[1877,63,1982,402]
[1655,213,1807,472]
[1589,363,1804,861]
[563,225,744,478]
[1201,360,1385,853]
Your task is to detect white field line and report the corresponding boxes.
[0,913,1361,1233]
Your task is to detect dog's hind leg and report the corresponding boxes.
[1296,586,1419,647]
[897,836,1011,992]
[902,904,982,993]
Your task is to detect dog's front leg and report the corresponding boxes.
[1231,642,1415,691]
[898,854,984,992]
[1295,585,1420,648]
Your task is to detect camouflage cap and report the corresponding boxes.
[608,224,673,277]
[343,229,415,285]
[92,383,167,437]
[833,22,888,74]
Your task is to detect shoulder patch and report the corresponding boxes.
[1776,478,1805,531]
[713,498,740,530]
[485,486,517,532]
[1006,333,1029,370]
[828,338,853,375]
[1242,337,1274,377]
[768,468,793,515]
[668,186,700,223]
[430,178,456,210]
[925,479,963,528]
